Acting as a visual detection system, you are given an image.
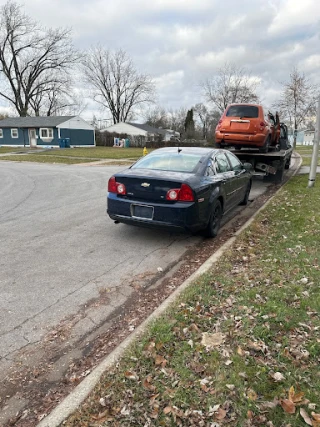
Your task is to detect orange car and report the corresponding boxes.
[215,103,280,152]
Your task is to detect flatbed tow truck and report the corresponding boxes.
[227,123,293,183]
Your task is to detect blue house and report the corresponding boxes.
[0,116,95,147]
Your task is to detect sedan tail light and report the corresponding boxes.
[108,176,127,195]
[166,184,194,202]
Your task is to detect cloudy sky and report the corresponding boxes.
[1,0,320,121]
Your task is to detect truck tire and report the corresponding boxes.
[274,166,284,183]
[285,155,291,169]
[259,135,271,153]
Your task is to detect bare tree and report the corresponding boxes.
[29,74,87,116]
[82,46,155,124]
[0,1,80,116]
[273,68,317,148]
[202,62,260,113]
[166,107,187,134]
[193,103,221,141]
[144,106,169,129]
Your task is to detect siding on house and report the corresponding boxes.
[0,116,95,146]
[59,128,95,146]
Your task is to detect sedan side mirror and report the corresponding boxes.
[243,162,253,172]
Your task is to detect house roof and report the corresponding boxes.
[0,116,75,128]
[127,122,168,136]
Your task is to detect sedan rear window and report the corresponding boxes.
[226,105,259,118]
[131,152,203,173]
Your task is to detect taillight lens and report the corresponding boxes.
[166,184,194,202]
[108,176,117,193]
[216,119,223,130]
[167,189,180,201]
[108,176,126,195]
[179,184,194,201]
[260,122,265,127]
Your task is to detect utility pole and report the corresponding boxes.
[308,95,320,188]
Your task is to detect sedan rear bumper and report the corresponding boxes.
[107,195,205,233]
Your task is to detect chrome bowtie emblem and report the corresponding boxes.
[141,182,150,187]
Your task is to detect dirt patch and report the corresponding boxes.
[1,183,281,427]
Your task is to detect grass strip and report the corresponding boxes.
[0,147,30,153]
[0,155,94,164]
[64,174,320,427]
[36,147,148,159]
[0,147,148,164]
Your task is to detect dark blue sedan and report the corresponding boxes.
[107,147,252,237]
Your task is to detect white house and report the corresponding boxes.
[102,122,180,142]
[303,130,315,145]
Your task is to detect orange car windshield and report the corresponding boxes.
[226,105,259,118]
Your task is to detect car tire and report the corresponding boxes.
[285,155,291,169]
[204,200,222,238]
[259,135,271,153]
[240,180,252,205]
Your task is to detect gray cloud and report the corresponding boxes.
[1,0,319,118]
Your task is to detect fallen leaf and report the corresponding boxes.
[163,406,172,415]
[247,410,254,419]
[312,412,320,421]
[300,408,313,426]
[247,340,265,352]
[288,386,304,403]
[155,355,167,366]
[201,332,225,348]
[271,371,285,382]
[281,399,296,414]
[259,400,278,411]
[247,389,258,401]
[124,371,138,380]
[215,408,227,420]
[237,346,244,356]
[143,376,156,392]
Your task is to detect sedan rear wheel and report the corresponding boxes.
[240,180,252,205]
[205,200,222,238]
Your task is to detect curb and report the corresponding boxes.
[37,156,302,427]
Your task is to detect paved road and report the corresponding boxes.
[0,162,203,371]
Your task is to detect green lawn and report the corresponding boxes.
[0,155,94,164]
[295,145,320,166]
[0,147,30,154]
[64,175,320,427]
[0,146,149,164]
[37,146,148,159]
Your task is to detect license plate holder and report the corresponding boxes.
[131,204,154,219]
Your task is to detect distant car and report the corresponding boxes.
[215,103,279,152]
[107,147,252,237]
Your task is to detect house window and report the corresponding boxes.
[0,129,3,138]
[40,128,53,139]
[11,128,18,138]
